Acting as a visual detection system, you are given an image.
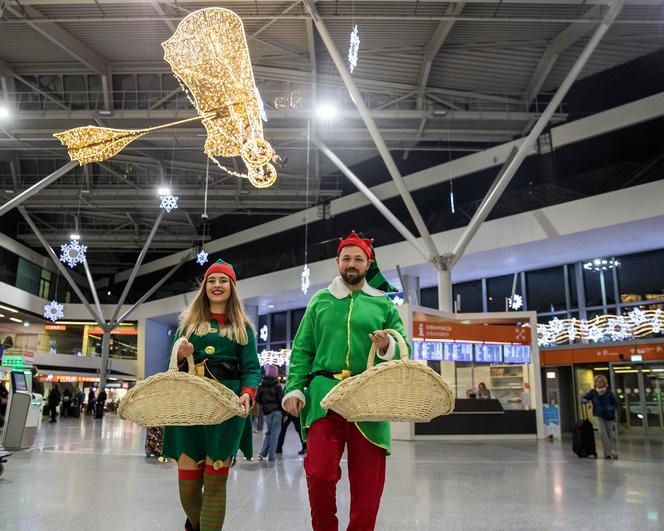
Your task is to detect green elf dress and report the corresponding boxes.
[283,276,409,453]
[162,315,260,466]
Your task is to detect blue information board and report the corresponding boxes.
[443,342,473,362]
[474,344,503,363]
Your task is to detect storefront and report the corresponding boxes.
[540,341,664,439]
[393,306,543,440]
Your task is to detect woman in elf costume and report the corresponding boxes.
[162,259,260,531]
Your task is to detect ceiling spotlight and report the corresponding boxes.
[158,187,171,196]
[23,321,30,327]
[70,233,81,240]
[316,103,338,121]
[0,105,10,119]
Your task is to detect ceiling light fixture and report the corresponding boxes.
[0,304,19,313]
[316,103,338,121]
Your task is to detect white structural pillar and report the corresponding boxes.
[437,268,453,312]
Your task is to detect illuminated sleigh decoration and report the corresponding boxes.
[54,8,277,189]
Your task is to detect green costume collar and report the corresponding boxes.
[327,276,385,300]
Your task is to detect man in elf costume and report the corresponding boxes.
[283,231,409,531]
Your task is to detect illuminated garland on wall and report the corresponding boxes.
[258,349,291,367]
[537,308,663,347]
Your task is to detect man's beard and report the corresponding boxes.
[341,268,366,285]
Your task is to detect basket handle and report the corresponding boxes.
[168,336,196,375]
[367,329,409,369]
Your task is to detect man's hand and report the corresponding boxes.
[177,340,194,362]
[369,330,390,352]
[283,396,304,416]
[238,393,251,416]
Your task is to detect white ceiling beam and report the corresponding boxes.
[524,5,603,105]
[111,89,664,283]
[149,0,176,32]
[6,4,113,111]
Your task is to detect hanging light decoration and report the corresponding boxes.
[196,250,209,266]
[348,25,360,74]
[59,239,87,268]
[583,258,620,272]
[43,300,64,323]
[259,324,269,342]
[159,189,179,213]
[507,294,523,310]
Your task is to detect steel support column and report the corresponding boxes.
[0,160,78,217]
[451,0,624,267]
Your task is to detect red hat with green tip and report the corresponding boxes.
[204,259,237,284]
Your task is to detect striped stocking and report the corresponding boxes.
[178,468,204,530]
[200,464,229,530]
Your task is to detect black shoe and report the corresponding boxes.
[276,449,283,454]
[184,518,199,531]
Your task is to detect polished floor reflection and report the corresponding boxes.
[1,415,664,530]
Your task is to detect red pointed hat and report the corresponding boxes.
[337,231,374,260]
[204,259,237,284]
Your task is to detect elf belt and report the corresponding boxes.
[305,369,353,388]
[179,358,240,380]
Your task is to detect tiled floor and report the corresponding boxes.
[1,415,664,530]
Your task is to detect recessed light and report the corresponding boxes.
[316,103,338,121]
[70,233,81,240]
[0,304,18,313]
[9,317,22,323]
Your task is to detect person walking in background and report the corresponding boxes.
[31,366,44,396]
[47,384,61,423]
[86,388,96,416]
[276,411,307,456]
[60,388,72,418]
[251,399,263,433]
[582,375,619,459]
[96,388,107,418]
[256,364,283,462]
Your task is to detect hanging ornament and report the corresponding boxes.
[196,249,209,266]
[301,264,311,295]
[348,25,360,74]
[507,294,523,310]
[392,295,404,306]
[43,300,64,322]
[259,324,269,342]
[159,193,179,213]
[59,239,87,268]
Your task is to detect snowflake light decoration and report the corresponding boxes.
[548,317,565,336]
[628,307,648,326]
[159,193,179,213]
[259,324,269,342]
[587,325,605,343]
[196,249,209,266]
[301,264,311,295]
[59,239,87,268]
[537,327,555,347]
[567,318,577,342]
[43,300,64,322]
[653,309,662,334]
[392,295,404,306]
[607,317,631,341]
[507,294,523,310]
[348,25,360,74]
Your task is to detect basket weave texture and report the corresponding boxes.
[118,337,246,427]
[320,329,455,422]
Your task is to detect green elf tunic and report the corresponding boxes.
[284,276,409,454]
[162,317,260,464]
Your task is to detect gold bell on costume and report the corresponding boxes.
[118,338,246,427]
[320,329,455,422]
[53,7,278,189]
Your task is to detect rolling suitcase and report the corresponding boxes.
[145,426,164,458]
[573,406,597,458]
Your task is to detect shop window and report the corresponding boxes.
[486,274,514,312]
[39,269,51,299]
[16,258,41,296]
[453,281,483,313]
[270,312,287,343]
[567,265,578,308]
[290,308,306,340]
[420,287,438,309]
[616,249,664,303]
[583,260,616,307]
[526,266,567,313]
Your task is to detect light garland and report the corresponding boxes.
[583,258,620,272]
[59,239,87,268]
[348,25,360,73]
[258,348,291,367]
[537,309,664,346]
[43,300,64,322]
[301,264,311,295]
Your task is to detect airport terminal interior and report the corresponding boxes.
[2,0,664,529]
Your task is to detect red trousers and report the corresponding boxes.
[304,412,387,531]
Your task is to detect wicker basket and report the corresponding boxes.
[320,329,455,422]
[118,337,246,427]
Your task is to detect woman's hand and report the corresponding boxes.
[369,330,390,352]
[238,393,251,416]
[177,340,194,362]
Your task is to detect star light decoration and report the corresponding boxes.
[348,25,360,74]
[301,264,311,295]
[507,294,523,310]
[59,239,87,268]
[43,300,64,323]
[160,193,179,213]
[196,249,209,266]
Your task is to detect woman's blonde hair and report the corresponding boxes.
[594,374,608,388]
[177,276,255,345]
